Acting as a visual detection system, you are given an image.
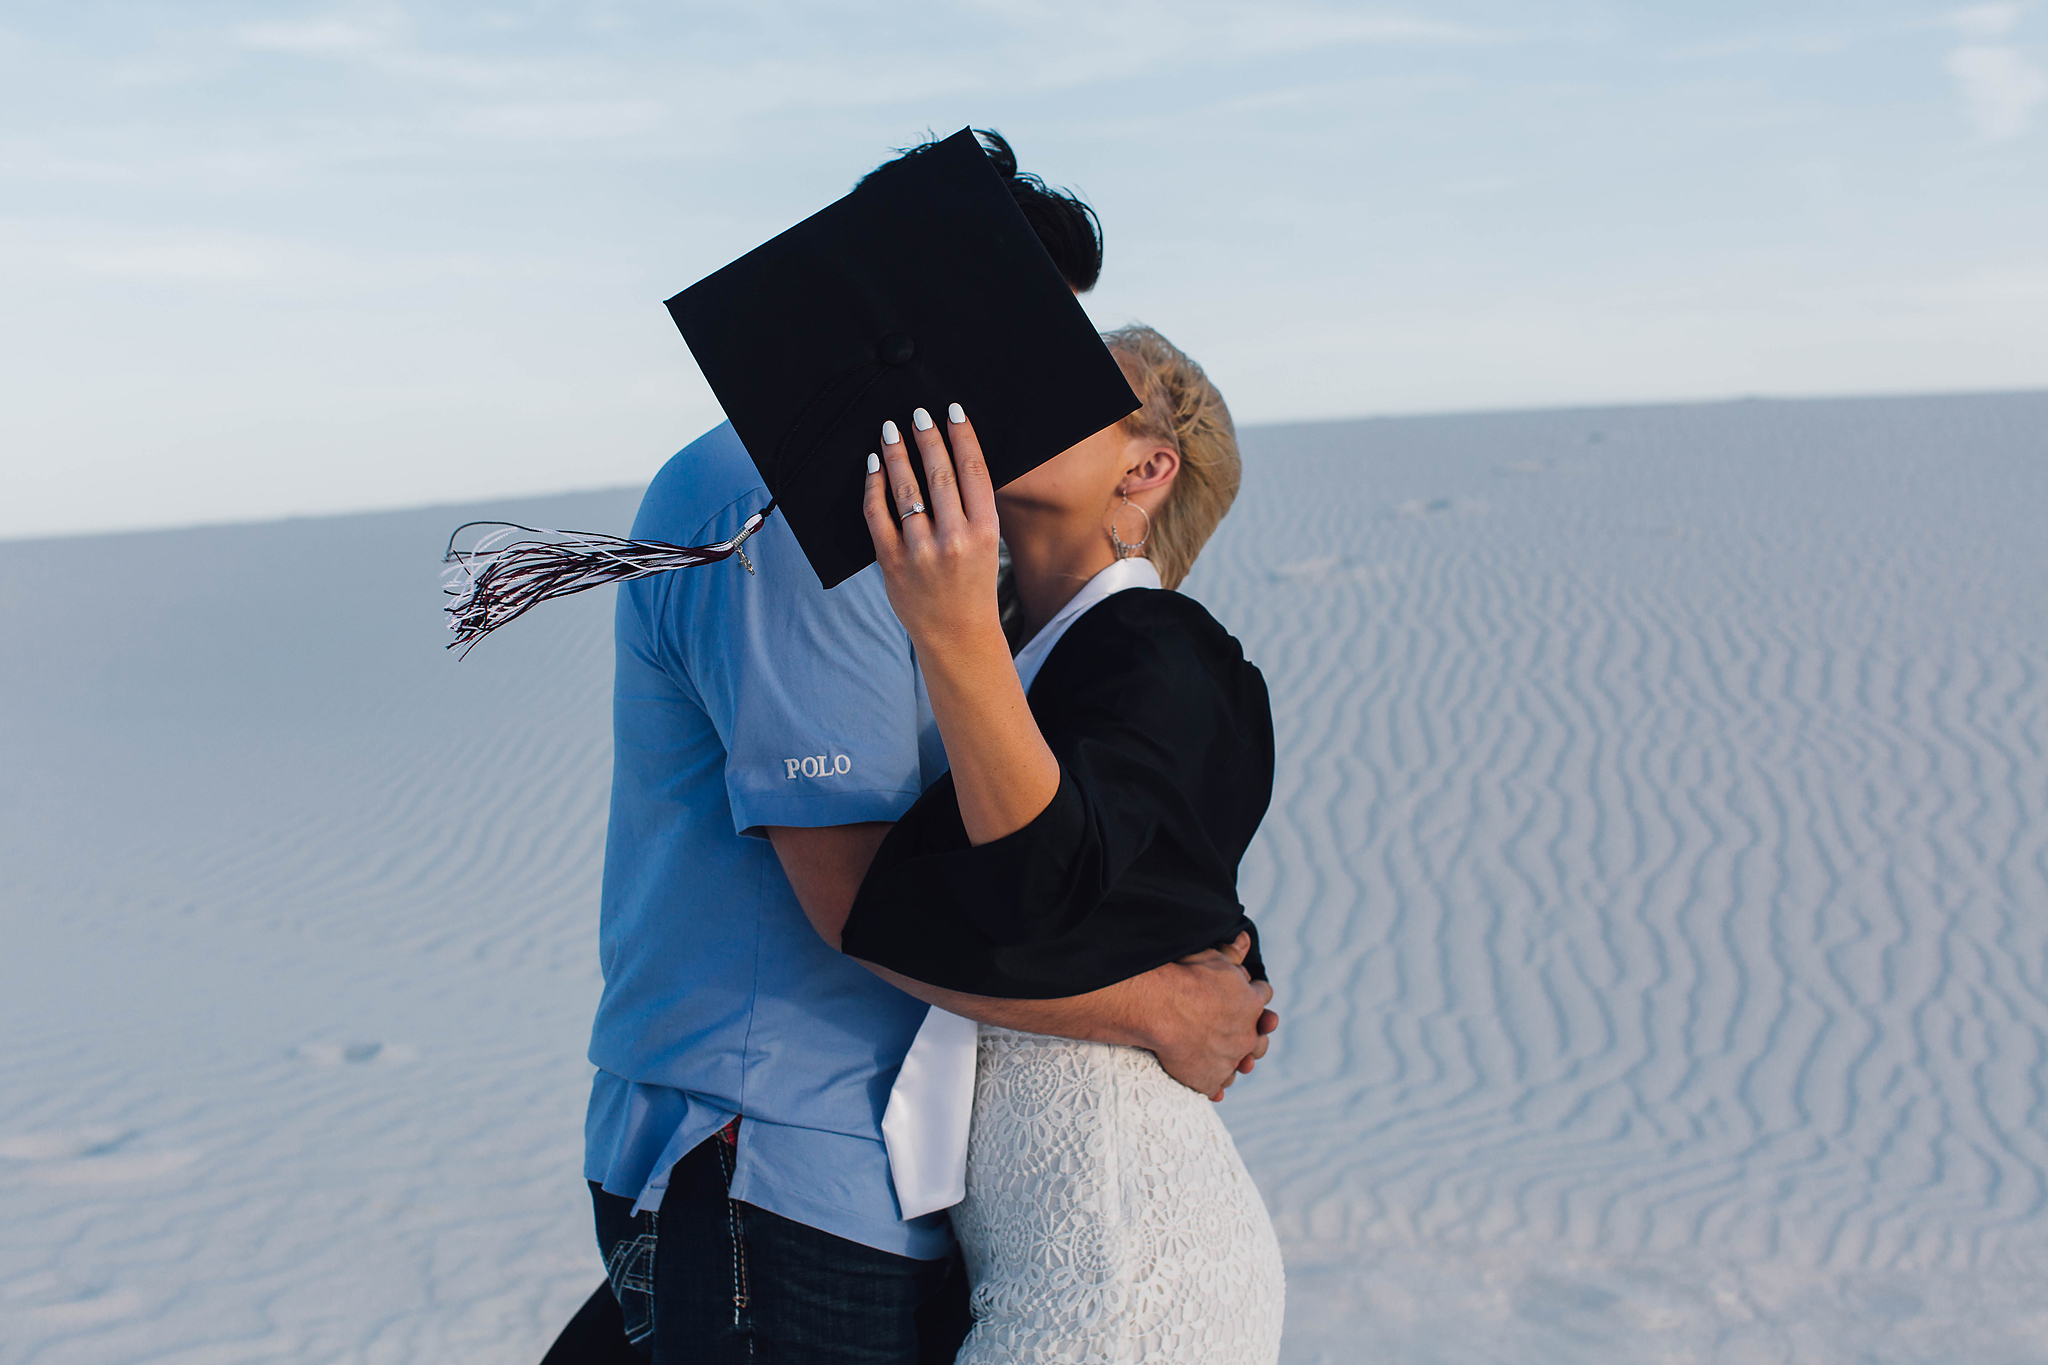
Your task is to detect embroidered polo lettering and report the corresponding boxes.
[783,754,853,779]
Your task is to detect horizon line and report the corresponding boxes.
[7,383,2044,548]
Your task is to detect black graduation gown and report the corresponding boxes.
[841,587,1273,999]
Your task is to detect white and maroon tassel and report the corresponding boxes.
[442,507,773,655]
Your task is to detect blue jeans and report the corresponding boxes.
[589,1125,969,1364]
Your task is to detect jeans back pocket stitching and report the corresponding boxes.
[603,1214,660,1344]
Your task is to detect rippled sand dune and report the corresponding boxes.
[3,392,2045,1363]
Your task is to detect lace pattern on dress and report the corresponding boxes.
[951,1027,1285,1365]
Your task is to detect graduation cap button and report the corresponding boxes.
[877,332,916,366]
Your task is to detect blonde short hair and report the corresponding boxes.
[1103,324,1239,590]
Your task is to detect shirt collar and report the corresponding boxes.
[1013,557,1162,691]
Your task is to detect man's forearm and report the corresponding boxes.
[768,821,1276,1097]
[858,960,1158,1049]
[858,949,1274,1099]
[764,822,893,949]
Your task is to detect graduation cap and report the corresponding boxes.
[443,128,1137,651]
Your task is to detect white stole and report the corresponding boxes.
[882,557,1162,1220]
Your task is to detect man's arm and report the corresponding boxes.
[766,824,1278,1100]
[861,944,1276,1102]
[768,822,894,951]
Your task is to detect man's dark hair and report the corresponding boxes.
[859,128,1104,293]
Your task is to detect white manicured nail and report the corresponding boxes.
[947,402,965,425]
[882,420,900,445]
[912,407,934,432]
[866,452,880,474]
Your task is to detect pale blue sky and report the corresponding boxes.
[3,1,2043,539]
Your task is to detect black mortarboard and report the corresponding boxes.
[665,127,1139,588]
[442,128,1134,651]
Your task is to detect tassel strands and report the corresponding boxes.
[441,506,775,655]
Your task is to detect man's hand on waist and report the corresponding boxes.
[858,931,1279,1101]
[1136,932,1278,1100]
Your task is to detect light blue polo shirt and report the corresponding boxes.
[584,421,951,1259]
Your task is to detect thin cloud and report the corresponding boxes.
[451,100,666,140]
[1947,4,2028,40]
[1056,2,1512,58]
[227,9,557,91]
[1947,43,2047,138]
[1214,72,1477,116]
[1238,12,1509,47]
[67,241,273,279]
[1665,29,1860,61]
[947,4,1512,99]
[231,17,396,55]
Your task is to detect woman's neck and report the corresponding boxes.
[1002,506,1120,643]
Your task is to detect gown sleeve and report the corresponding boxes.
[840,589,1274,999]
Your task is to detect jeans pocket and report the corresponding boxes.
[603,1212,660,1346]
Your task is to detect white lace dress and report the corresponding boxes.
[949,1026,1286,1364]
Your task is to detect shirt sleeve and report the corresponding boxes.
[644,493,928,836]
[841,590,1273,997]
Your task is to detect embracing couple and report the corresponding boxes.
[545,131,1284,1364]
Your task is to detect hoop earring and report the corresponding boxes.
[1108,494,1150,560]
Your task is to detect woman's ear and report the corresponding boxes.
[1121,443,1180,496]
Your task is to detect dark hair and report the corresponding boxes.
[860,128,1103,293]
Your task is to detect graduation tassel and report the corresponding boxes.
[442,506,774,656]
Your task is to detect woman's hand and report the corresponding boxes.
[862,403,1002,648]
[863,403,1060,846]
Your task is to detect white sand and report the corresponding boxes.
[3,392,2046,1364]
